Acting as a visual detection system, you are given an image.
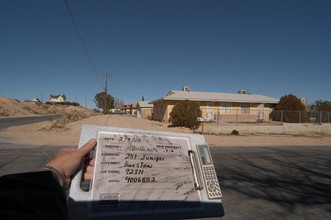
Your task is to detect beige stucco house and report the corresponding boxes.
[136,101,153,119]
[149,89,279,122]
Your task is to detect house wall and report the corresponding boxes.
[152,102,167,121]
[138,107,153,119]
[200,102,275,122]
[216,103,273,122]
[153,100,181,122]
[122,105,137,115]
[153,100,274,122]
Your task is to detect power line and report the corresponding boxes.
[64,0,103,89]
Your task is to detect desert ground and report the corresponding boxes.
[1,97,330,147]
[2,114,331,147]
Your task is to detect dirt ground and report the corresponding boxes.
[0,97,94,118]
[2,114,331,147]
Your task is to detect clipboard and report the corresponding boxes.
[69,125,224,220]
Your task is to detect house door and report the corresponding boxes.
[207,103,214,120]
[257,104,264,120]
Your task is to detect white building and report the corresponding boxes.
[49,94,66,103]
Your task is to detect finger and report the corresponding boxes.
[86,158,96,166]
[85,165,94,173]
[59,148,76,155]
[56,148,75,154]
[78,139,97,156]
[83,172,94,180]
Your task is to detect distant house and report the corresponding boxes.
[49,94,66,103]
[122,103,137,115]
[149,87,279,122]
[136,101,153,119]
[31,97,42,104]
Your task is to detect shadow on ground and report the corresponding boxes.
[211,146,331,219]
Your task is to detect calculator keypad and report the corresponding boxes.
[202,166,222,199]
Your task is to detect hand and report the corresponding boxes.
[83,157,95,181]
[45,138,97,189]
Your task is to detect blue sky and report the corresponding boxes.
[1,0,330,108]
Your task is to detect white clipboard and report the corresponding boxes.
[69,125,224,220]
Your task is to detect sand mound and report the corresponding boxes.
[0,97,94,118]
[0,97,47,117]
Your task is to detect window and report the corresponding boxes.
[241,103,250,114]
[220,103,231,114]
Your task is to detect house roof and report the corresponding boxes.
[137,101,153,108]
[150,90,279,104]
[123,103,137,108]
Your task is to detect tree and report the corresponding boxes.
[94,92,114,114]
[113,97,124,109]
[312,100,331,112]
[270,94,307,123]
[310,100,331,123]
[169,100,202,130]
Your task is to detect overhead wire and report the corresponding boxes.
[63,1,159,103]
[64,0,103,89]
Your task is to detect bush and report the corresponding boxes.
[270,94,308,123]
[45,102,80,106]
[0,106,9,116]
[231,129,239,135]
[39,108,93,131]
[169,100,202,130]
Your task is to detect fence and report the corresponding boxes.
[270,110,331,123]
[199,107,331,124]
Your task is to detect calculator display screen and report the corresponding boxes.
[198,145,212,165]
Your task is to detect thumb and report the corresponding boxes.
[78,138,97,156]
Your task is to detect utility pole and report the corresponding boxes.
[102,73,112,94]
[101,73,112,114]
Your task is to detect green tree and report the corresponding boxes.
[311,100,331,123]
[94,92,114,114]
[169,100,202,130]
[312,100,331,112]
[270,94,307,123]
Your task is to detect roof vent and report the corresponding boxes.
[238,90,249,94]
[182,86,191,92]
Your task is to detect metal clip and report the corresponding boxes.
[188,150,203,190]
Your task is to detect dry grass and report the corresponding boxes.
[39,108,95,131]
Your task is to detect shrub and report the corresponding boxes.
[0,106,9,116]
[45,102,80,106]
[270,94,308,123]
[169,100,202,130]
[231,129,239,135]
[39,108,93,131]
